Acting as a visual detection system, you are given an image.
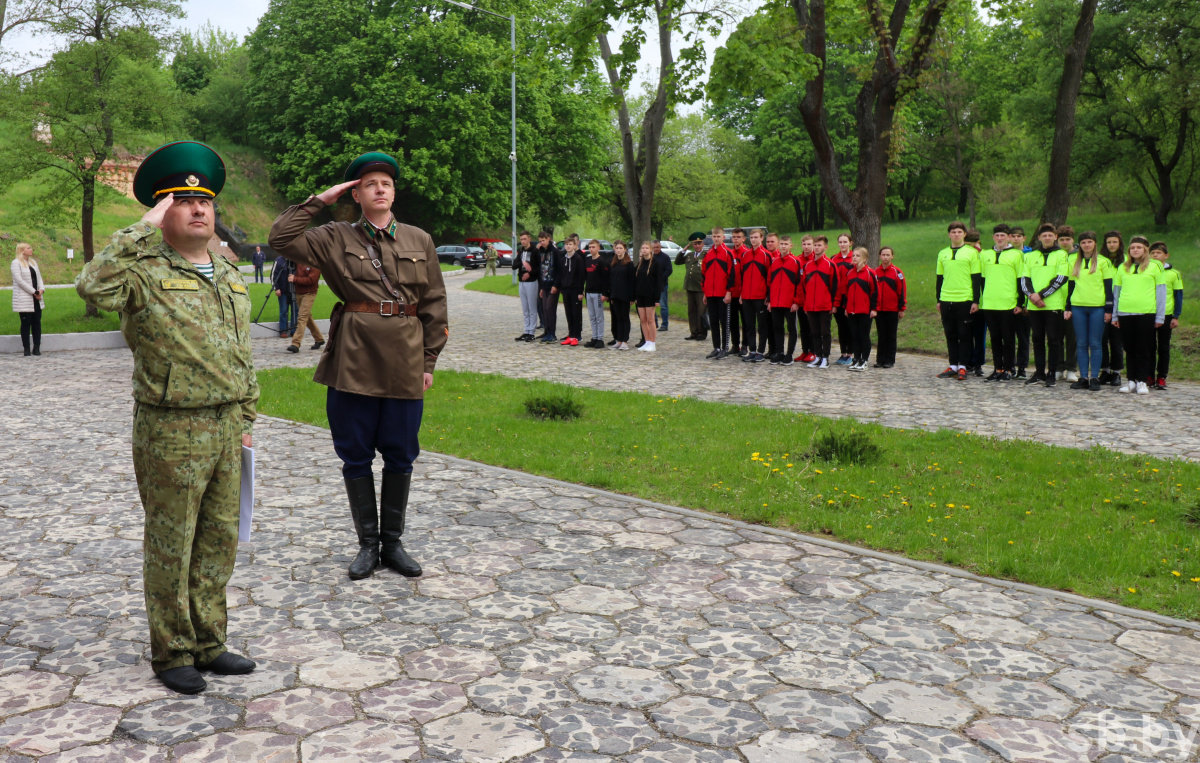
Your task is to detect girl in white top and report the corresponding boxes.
[10,243,45,356]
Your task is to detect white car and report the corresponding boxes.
[657,240,682,256]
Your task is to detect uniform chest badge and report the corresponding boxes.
[229,282,248,294]
[161,278,200,291]
[186,174,199,187]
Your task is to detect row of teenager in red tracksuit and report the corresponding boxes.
[698,227,903,370]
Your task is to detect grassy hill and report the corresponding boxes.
[0,140,286,287]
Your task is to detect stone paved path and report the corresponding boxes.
[3,334,1200,760]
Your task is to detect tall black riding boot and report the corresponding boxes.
[344,476,379,580]
[379,471,422,577]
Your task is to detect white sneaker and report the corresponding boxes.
[818,358,829,369]
[806,358,820,368]
[1136,381,1149,395]
[1065,370,1079,382]
[643,342,656,352]
[1117,381,1132,393]
[617,342,630,350]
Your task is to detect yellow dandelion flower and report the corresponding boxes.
[1128,587,1138,593]
[1172,571,1181,577]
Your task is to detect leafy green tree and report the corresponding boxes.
[172,26,251,144]
[0,0,181,290]
[649,113,748,239]
[245,0,607,238]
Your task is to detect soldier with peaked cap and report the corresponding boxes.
[76,141,259,695]
[268,152,448,582]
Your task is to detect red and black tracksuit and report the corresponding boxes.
[739,245,770,353]
[702,245,736,351]
[795,252,814,356]
[730,244,748,349]
[768,253,803,359]
[837,265,879,364]
[873,264,906,366]
[802,256,839,359]
[830,253,855,356]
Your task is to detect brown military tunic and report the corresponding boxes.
[268,197,448,399]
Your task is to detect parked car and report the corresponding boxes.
[435,245,486,269]
[464,239,513,268]
[657,240,682,256]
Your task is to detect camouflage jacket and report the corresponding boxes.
[76,222,259,434]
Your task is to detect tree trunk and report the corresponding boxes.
[956,184,967,215]
[791,195,805,232]
[1043,0,1099,227]
[81,173,98,317]
[653,220,664,241]
[791,0,950,265]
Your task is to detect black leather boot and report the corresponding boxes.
[379,471,422,577]
[344,476,379,580]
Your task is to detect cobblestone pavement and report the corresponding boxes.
[289,271,1197,462]
[3,341,1200,761]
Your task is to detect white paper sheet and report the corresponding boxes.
[239,446,255,543]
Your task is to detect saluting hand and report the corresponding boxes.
[141,193,175,229]
[315,179,361,206]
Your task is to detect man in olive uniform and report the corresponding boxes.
[268,152,448,581]
[676,232,707,341]
[484,244,498,276]
[76,141,259,695]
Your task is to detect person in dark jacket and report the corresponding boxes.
[535,231,563,343]
[608,241,636,350]
[653,241,673,331]
[252,246,266,283]
[513,231,541,341]
[584,239,610,348]
[559,238,586,345]
[634,241,665,352]
[271,254,296,337]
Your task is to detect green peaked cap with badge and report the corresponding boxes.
[688,231,706,242]
[132,141,226,208]
[344,152,400,183]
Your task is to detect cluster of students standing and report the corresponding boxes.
[934,221,1181,394]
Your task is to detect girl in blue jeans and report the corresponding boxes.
[1066,231,1115,391]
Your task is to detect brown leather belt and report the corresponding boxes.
[343,300,417,317]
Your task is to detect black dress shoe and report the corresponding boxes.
[286,345,299,353]
[312,340,325,350]
[158,666,206,694]
[31,347,40,356]
[201,652,256,675]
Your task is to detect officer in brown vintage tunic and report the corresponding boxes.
[268,152,448,580]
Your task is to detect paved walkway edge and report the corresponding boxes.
[264,413,1200,632]
[0,319,333,353]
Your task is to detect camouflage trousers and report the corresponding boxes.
[132,401,241,674]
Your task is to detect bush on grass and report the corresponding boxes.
[523,393,583,421]
[809,429,881,466]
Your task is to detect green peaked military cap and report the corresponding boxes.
[688,231,706,242]
[132,141,226,207]
[344,152,400,183]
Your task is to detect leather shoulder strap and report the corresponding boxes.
[355,224,402,301]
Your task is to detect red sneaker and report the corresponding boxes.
[801,353,815,362]
[561,338,572,345]
[936,367,957,378]
[957,368,968,381]
[571,338,580,346]
[1155,377,1167,390]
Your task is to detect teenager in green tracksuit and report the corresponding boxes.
[1019,223,1069,387]
[1112,236,1165,395]
[1065,231,1114,391]
[1149,242,1182,390]
[979,223,1024,382]
[935,221,982,381]
[1056,226,1080,382]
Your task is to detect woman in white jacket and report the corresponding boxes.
[11,243,45,356]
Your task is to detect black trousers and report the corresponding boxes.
[847,312,872,363]
[610,300,631,342]
[729,297,742,348]
[807,311,832,357]
[798,309,814,354]
[1118,314,1155,383]
[939,302,974,366]
[969,311,987,368]
[741,298,766,352]
[327,388,422,480]
[707,298,730,350]
[1028,310,1064,375]
[562,289,583,339]
[757,301,770,352]
[19,308,41,352]
[1013,311,1030,370]
[834,307,850,355]
[770,307,797,358]
[540,289,559,337]
[874,311,899,365]
[1154,323,1173,379]
[1101,321,1124,372]
[983,309,1015,371]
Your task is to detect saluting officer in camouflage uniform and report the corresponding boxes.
[76,141,259,695]
[269,152,448,582]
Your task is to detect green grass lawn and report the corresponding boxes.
[470,212,1200,379]
[257,366,1200,620]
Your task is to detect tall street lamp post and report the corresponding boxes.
[439,0,517,256]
